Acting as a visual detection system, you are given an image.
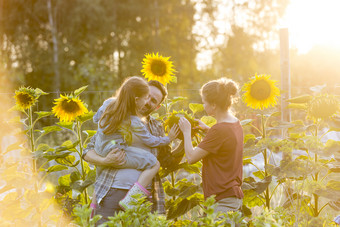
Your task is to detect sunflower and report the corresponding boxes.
[14,87,37,109]
[308,94,339,120]
[164,110,200,140]
[242,74,280,110]
[52,95,88,122]
[141,52,176,85]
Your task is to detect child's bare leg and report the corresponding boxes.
[137,161,160,188]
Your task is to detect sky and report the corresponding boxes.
[196,0,340,69]
[283,0,340,54]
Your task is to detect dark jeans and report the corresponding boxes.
[95,188,128,226]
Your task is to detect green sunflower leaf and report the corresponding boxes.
[47,165,68,173]
[57,121,74,130]
[181,162,202,174]
[77,110,94,123]
[200,116,216,127]
[56,155,77,167]
[5,141,24,155]
[240,119,253,126]
[36,143,52,152]
[41,150,72,160]
[38,126,62,137]
[83,130,97,138]
[34,88,48,97]
[166,194,202,220]
[74,85,88,97]
[189,103,204,115]
[35,111,53,120]
[287,95,313,103]
[253,170,265,180]
[288,103,308,110]
[55,140,80,153]
[163,181,180,197]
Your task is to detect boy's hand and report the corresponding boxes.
[103,148,126,167]
[168,124,180,141]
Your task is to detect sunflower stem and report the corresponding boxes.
[313,126,319,217]
[250,123,263,136]
[76,120,88,204]
[28,107,38,186]
[261,114,270,209]
[171,171,175,200]
[29,107,42,227]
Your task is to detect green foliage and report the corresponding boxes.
[73,204,102,227]
[100,196,161,227]
[4,56,340,226]
[166,193,203,220]
[250,208,295,227]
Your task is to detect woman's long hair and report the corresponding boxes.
[99,76,149,134]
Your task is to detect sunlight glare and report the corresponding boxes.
[283,0,340,53]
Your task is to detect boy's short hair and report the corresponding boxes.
[148,80,168,103]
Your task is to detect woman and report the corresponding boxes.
[178,77,243,213]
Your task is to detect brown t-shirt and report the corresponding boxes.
[198,121,244,201]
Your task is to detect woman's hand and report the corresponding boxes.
[168,124,180,141]
[103,148,126,167]
[178,117,192,136]
[195,119,210,132]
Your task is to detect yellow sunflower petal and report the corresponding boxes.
[242,74,280,110]
[52,94,88,122]
[141,52,176,85]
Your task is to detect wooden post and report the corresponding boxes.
[47,0,60,94]
[280,28,292,204]
[280,28,291,123]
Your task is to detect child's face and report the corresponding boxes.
[135,93,150,112]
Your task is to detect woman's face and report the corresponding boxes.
[202,95,215,116]
[135,93,150,112]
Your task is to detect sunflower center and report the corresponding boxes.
[61,99,81,113]
[151,60,167,76]
[250,80,272,100]
[17,93,34,105]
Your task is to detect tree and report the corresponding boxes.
[1,0,206,111]
[208,0,289,82]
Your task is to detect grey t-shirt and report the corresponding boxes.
[111,168,141,189]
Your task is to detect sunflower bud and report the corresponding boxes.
[308,94,339,120]
[14,87,38,109]
[164,110,199,140]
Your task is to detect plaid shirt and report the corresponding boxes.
[146,116,166,214]
[83,115,167,214]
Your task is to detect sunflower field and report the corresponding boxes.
[0,50,339,227]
